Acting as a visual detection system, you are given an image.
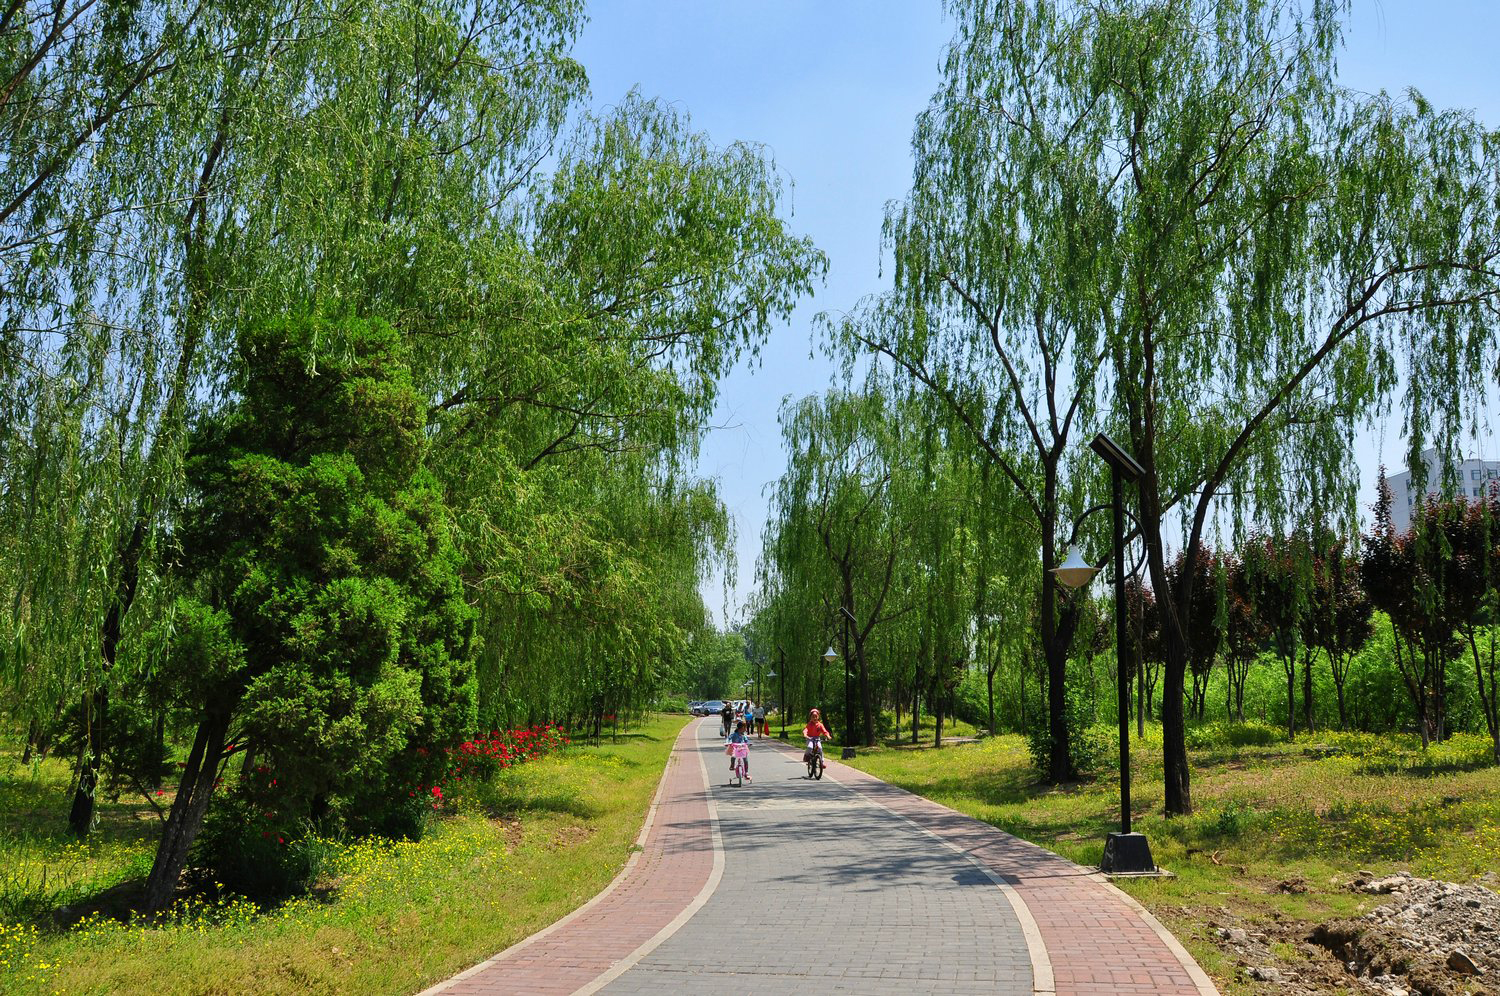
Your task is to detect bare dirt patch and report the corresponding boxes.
[1208,906,1373,994]
[548,823,594,849]
[492,815,524,852]
[1205,873,1499,995]
[1308,873,1498,996]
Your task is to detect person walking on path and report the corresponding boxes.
[719,701,734,739]
[754,702,767,737]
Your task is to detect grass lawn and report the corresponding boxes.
[0,713,688,995]
[804,710,982,748]
[842,724,1500,994]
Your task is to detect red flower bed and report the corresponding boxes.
[419,724,570,809]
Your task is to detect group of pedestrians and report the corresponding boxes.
[717,699,768,738]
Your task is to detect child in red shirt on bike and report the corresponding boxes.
[802,708,831,772]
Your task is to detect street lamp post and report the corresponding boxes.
[821,644,840,754]
[838,606,858,757]
[1050,432,1157,876]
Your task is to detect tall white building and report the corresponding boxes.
[1384,448,1500,533]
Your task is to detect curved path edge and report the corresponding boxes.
[417,719,717,996]
[780,739,1219,996]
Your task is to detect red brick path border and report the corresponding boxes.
[422,723,1217,996]
[418,720,716,996]
[807,746,1219,996]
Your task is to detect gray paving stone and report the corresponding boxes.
[599,720,1032,995]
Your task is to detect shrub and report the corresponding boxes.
[1024,686,1110,776]
[1184,720,1281,750]
[192,793,332,902]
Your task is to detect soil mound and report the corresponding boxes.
[1309,872,1499,995]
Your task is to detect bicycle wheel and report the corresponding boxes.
[814,752,823,780]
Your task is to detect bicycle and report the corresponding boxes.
[804,736,825,780]
[728,741,750,787]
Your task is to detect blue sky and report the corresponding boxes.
[571,1,1500,625]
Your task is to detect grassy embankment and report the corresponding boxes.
[843,723,1500,994]
[0,713,688,995]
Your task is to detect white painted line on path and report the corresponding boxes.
[804,749,1055,995]
[417,721,690,996]
[1095,875,1221,996]
[571,724,725,996]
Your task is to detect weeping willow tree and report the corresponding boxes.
[757,375,920,746]
[859,0,1500,815]
[462,457,733,733]
[754,365,1042,748]
[1,0,591,831]
[2,0,825,849]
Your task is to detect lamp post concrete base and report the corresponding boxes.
[1100,831,1158,875]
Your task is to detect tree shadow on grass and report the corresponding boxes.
[577,732,662,747]
[482,790,603,821]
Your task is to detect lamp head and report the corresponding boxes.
[1051,544,1100,589]
[822,646,838,662]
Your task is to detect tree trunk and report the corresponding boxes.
[1039,517,1079,782]
[856,635,875,748]
[1331,653,1350,730]
[911,666,920,745]
[1136,653,1145,736]
[21,717,39,766]
[987,666,995,736]
[1018,655,1026,731]
[1152,548,1192,816]
[68,686,107,835]
[1282,657,1297,741]
[142,708,230,913]
[1468,626,1499,764]
[1160,638,1191,816]
[932,673,944,749]
[1140,495,1191,815]
[1301,648,1316,734]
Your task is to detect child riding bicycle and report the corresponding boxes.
[725,719,751,781]
[803,708,831,771]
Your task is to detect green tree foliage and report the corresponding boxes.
[1364,476,1498,752]
[1221,555,1269,724]
[1166,549,1225,723]
[760,379,916,746]
[142,316,474,912]
[1301,538,1375,731]
[2,0,589,833]
[755,373,1041,753]
[863,0,1500,814]
[2,0,823,851]
[1242,534,1313,741]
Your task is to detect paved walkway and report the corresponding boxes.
[422,718,1218,996]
